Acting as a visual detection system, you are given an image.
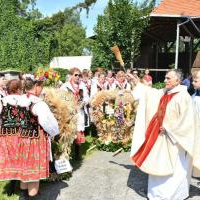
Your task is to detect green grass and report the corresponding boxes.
[0,181,19,200]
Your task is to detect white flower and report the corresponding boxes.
[105,105,114,116]
[105,140,111,145]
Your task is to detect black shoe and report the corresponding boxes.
[7,180,16,196]
[74,144,81,160]
[19,189,29,200]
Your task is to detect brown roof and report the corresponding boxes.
[152,0,200,17]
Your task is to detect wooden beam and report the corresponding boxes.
[143,32,163,43]
[189,38,193,71]
[132,68,169,72]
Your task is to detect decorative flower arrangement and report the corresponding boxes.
[90,90,138,147]
[35,67,60,86]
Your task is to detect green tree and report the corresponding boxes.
[1,0,41,19]
[34,8,86,58]
[0,1,86,71]
[0,0,49,71]
[41,8,86,58]
[55,23,86,56]
[91,0,155,69]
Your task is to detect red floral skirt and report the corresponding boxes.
[0,129,50,182]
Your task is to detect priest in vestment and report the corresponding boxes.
[129,69,200,200]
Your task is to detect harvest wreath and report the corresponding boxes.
[90,90,138,151]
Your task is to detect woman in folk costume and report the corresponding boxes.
[91,67,104,85]
[60,68,89,159]
[81,69,92,96]
[106,70,116,90]
[129,69,200,200]
[114,71,131,90]
[90,72,109,99]
[0,77,59,200]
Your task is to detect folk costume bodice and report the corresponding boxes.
[0,94,59,138]
[0,101,39,138]
[82,79,91,96]
[115,80,130,90]
[66,81,83,105]
[62,81,89,107]
[107,77,115,89]
[96,81,109,91]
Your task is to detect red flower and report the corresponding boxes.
[12,108,18,115]
[19,112,24,119]
[44,72,49,78]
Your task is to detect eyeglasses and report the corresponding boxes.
[74,74,81,77]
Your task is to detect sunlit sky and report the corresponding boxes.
[35,0,161,37]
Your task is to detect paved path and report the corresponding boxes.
[36,151,200,200]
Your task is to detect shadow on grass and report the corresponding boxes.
[70,141,92,170]
[70,133,96,171]
[1,180,20,199]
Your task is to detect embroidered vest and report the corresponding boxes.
[116,83,127,90]
[0,102,39,138]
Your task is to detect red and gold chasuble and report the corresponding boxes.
[132,92,178,167]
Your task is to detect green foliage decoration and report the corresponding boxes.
[83,134,132,152]
[95,139,131,152]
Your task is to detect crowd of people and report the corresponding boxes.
[0,67,200,200]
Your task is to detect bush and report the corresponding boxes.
[153,82,165,89]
